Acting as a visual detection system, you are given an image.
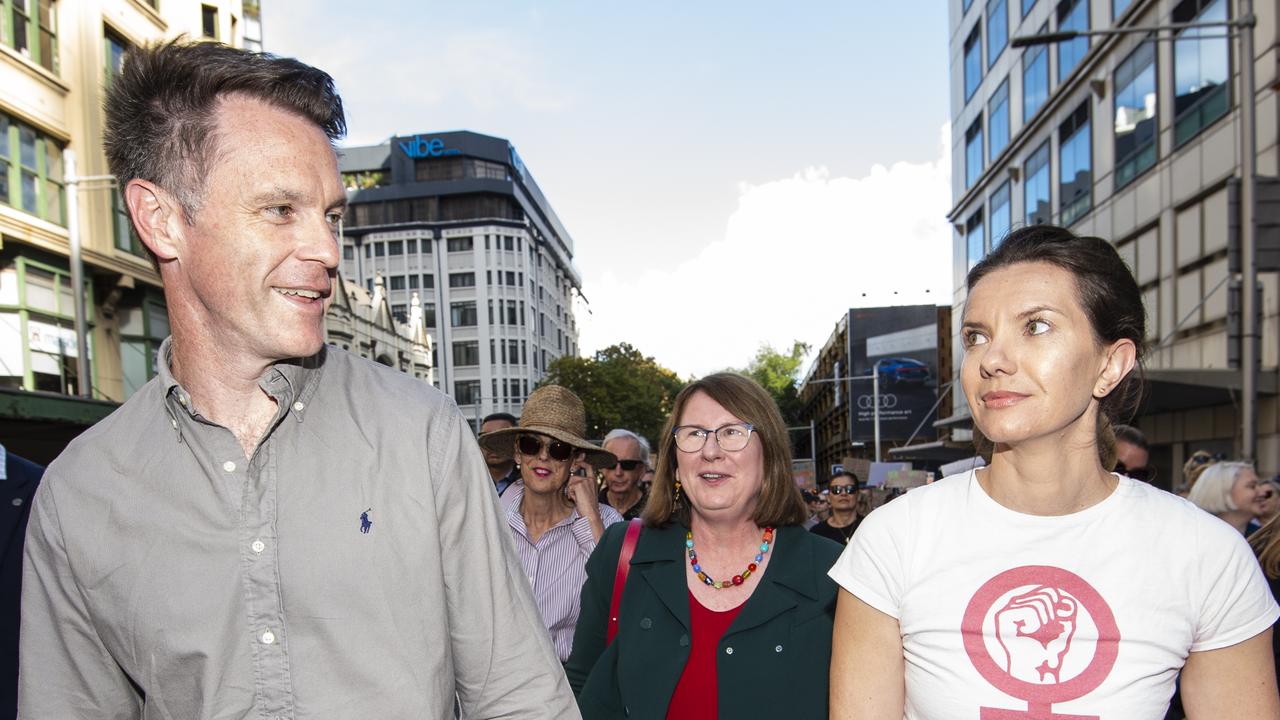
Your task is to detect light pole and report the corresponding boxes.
[1011,2,1258,458]
[807,364,888,461]
[63,150,117,399]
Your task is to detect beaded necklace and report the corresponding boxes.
[685,526,774,589]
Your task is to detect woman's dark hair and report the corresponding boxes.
[104,38,346,223]
[642,373,808,528]
[966,224,1146,469]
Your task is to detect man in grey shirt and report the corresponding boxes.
[19,40,577,719]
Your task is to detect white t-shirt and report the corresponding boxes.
[829,471,1279,720]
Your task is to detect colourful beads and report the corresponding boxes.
[684,527,774,591]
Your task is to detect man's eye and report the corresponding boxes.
[325,212,344,226]
[266,205,294,218]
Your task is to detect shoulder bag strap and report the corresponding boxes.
[607,518,644,645]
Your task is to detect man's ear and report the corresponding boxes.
[124,179,185,262]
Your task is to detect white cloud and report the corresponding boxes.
[578,124,953,379]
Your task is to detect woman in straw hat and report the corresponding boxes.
[478,384,622,662]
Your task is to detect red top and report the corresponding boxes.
[666,591,744,720]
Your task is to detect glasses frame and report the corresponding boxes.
[516,434,574,462]
[828,485,858,495]
[672,423,756,453]
[608,459,646,472]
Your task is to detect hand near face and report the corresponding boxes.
[566,459,601,520]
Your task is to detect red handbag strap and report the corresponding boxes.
[607,518,643,644]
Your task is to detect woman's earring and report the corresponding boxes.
[673,478,682,504]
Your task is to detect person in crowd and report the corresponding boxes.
[802,489,829,529]
[1259,480,1280,527]
[1248,512,1280,693]
[1113,423,1155,483]
[1188,461,1268,535]
[810,471,863,546]
[829,225,1279,719]
[567,373,842,719]
[1,444,43,720]
[20,40,575,719]
[639,466,655,494]
[480,411,521,496]
[1178,450,1219,496]
[600,429,651,520]
[481,385,623,662]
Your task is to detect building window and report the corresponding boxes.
[342,245,354,260]
[1173,0,1229,147]
[447,237,473,253]
[112,190,143,256]
[104,27,128,85]
[201,5,218,38]
[374,243,385,257]
[989,181,1011,249]
[452,341,479,367]
[987,0,1007,67]
[1022,26,1049,121]
[448,272,475,288]
[965,119,984,189]
[422,274,434,289]
[964,25,983,101]
[391,304,406,323]
[389,275,406,291]
[966,210,985,271]
[387,240,403,256]
[1024,139,1051,226]
[1058,101,1091,226]
[5,0,58,74]
[1114,41,1157,189]
[450,301,477,326]
[1056,0,1089,83]
[0,113,65,225]
[1022,0,1036,16]
[1114,0,1132,18]
[0,258,93,395]
[988,78,1010,161]
[454,380,480,405]
[119,295,167,400]
[423,303,435,327]
[407,239,417,254]
[407,274,419,290]
[964,0,974,12]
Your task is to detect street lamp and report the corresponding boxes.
[63,150,117,399]
[1010,2,1259,458]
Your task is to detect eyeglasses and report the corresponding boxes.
[829,485,858,495]
[672,423,755,453]
[1114,461,1156,483]
[1261,490,1276,500]
[608,459,645,472]
[516,434,573,461]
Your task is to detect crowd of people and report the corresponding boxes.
[6,39,1280,720]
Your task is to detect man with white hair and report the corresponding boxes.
[600,429,650,520]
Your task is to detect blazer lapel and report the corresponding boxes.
[633,523,692,631]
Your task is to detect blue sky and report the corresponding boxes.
[263,1,953,377]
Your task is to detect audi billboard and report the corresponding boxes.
[847,305,944,442]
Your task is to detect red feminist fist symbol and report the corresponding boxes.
[961,566,1120,720]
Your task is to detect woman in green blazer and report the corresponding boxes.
[566,373,843,719]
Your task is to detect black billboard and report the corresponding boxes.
[846,305,942,442]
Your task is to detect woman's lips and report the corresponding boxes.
[982,391,1030,408]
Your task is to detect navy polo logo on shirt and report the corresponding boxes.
[360,508,373,534]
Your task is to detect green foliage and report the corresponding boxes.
[541,343,686,447]
[731,340,810,425]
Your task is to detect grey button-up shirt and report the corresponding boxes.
[20,341,577,719]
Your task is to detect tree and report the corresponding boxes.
[541,343,686,447]
[731,340,811,426]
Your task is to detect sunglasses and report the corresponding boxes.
[608,459,645,472]
[829,485,858,495]
[1114,461,1156,483]
[516,434,574,461]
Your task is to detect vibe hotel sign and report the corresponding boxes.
[399,135,462,159]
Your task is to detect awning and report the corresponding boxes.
[1140,368,1277,414]
[0,388,118,465]
[887,439,976,463]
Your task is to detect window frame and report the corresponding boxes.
[988,78,1010,163]
[987,0,1008,68]
[1171,0,1231,148]
[965,118,985,189]
[964,23,984,102]
[1058,101,1093,226]
[1113,39,1158,190]
[1023,139,1052,227]
[1022,24,1050,122]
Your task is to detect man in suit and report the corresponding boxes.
[1,443,44,720]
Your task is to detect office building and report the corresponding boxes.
[948,0,1280,476]
[337,131,582,421]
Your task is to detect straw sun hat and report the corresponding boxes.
[477,385,616,468]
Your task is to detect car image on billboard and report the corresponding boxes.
[877,357,931,385]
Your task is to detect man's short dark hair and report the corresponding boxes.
[481,413,518,427]
[104,38,346,221]
[1112,424,1148,450]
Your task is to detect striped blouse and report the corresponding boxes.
[501,481,623,661]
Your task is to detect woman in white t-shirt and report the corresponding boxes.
[829,225,1280,720]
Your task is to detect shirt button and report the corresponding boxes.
[223,461,236,473]
[775,645,784,653]
[640,617,653,629]
[11,497,23,507]
[251,539,266,554]
[725,646,734,655]
[293,401,305,412]
[679,634,690,647]
[170,418,178,429]
[260,630,276,645]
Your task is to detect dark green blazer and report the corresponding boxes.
[566,521,842,719]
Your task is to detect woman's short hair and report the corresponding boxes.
[829,471,860,486]
[1187,461,1254,515]
[966,224,1146,469]
[642,373,807,528]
